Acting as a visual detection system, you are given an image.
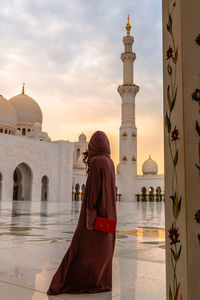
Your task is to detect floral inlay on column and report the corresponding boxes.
[195,34,200,46]
[191,35,200,174]
[195,210,200,245]
[195,210,200,224]
[191,33,200,245]
[165,1,183,299]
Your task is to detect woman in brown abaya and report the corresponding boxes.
[47,131,117,295]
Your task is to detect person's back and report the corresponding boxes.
[47,131,117,295]
[91,155,116,221]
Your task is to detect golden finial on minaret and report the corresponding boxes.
[22,82,25,95]
[126,14,131,35]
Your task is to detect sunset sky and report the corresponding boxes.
[0,0,163,174]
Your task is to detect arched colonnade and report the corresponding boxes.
[0,162,49,201]
[136,186,165,202]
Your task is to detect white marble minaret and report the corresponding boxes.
[118,16,139,201]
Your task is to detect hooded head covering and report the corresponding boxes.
[88,131,111,159]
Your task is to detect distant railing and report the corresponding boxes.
[72,192,165,202]
[72,192,122,201]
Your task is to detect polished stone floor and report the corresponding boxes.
[0,201,166,300]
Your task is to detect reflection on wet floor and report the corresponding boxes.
[120,227,165,239]
[0,201,166,300]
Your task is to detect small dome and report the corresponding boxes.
[142,155,158,175]
[77,153,84,163]
[9,93,43,126]
[15,129,21,136]
[33,122,42,131]
[79,132,86,142]
[0,95,17,129]
[75,153,86,170]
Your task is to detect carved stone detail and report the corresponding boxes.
[121,52,136,62]
[122,132,128,137]
[118,84,139,97]
[122,156,127,162]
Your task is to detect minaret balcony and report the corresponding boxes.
[132,133,137,137]
[132,156,137,162]
[121,52,136,62]
[118,84,139,97]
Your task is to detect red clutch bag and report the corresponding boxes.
[94,216,117,234]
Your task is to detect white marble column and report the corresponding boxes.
[163,0,200,299]
[2,171,13,201]
[31,172,42,202]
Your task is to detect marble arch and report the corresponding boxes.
[13,162,32,201]
[41,175,49,201]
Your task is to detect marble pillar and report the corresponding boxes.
[163,0,200,299]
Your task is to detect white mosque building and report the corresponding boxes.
[0,18,164,203]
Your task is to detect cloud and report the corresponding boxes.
[0,0,163,173]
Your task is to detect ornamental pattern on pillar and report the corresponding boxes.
[194,210,200,245]
[195,34,200,46]
[195,210,200,224]
[165,2,183,300]
[191,36,200,174]
[192,34,200,245]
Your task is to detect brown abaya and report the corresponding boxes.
[47,131,117,295]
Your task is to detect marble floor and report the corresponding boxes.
[0,201,166,300]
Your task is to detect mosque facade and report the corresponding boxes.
[0,18,164,202]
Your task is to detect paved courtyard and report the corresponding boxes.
[0,201,166,300]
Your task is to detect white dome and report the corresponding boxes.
[9,93,43,126]
[33,122,42,131]
[77,153,84,163]
[79,132,86,142]
[0,95,17,129]
[15,129,21,136]
[142,155,158,175]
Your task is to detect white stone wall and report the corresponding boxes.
[115,174,164,201]
[53,140,73,202]
[72,168,164,202]
[0,132,164,203]
[73,170,87,191]
[0,134,73,202]
[135,175,164,194]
